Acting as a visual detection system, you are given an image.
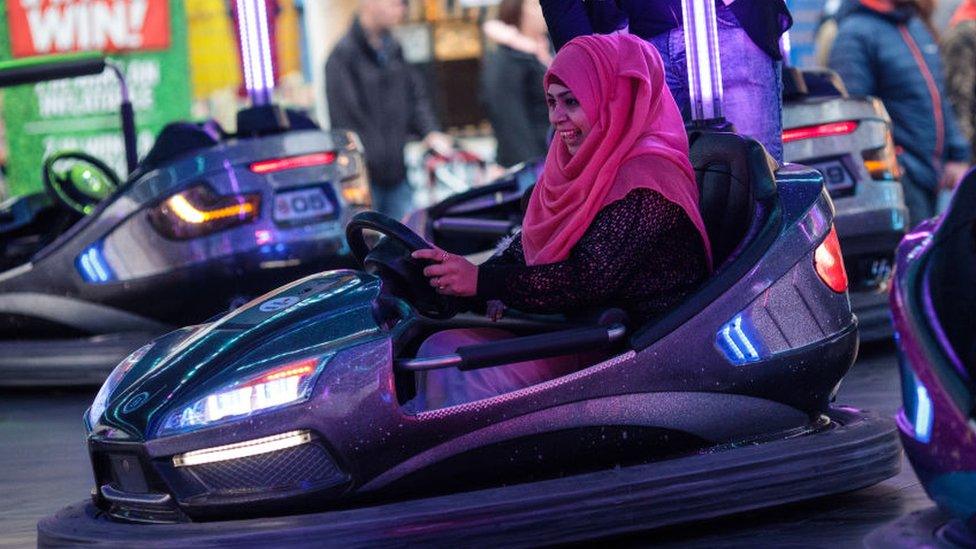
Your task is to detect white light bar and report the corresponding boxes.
[780,30,792,65]
[682,0,724,121]
[235,0,275,105]
[173,430,311,467]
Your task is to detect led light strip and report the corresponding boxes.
[682,0,724,121]
[914,379,933,443]
[167,194,255,224]
[235,0,275,105]
[173,430,311,467]
[718,314,760,364]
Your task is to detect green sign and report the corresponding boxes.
[0,0,192,197]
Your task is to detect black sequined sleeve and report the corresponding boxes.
[476,188,704,314]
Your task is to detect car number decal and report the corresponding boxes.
[274,187,335,222]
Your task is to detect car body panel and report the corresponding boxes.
[82,146,865,521]
[783,93,907,341]
[890,171,976,529]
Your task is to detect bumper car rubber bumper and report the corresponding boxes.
[0,332,161,387]
[38,408,900,547]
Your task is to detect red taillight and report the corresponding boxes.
[782,121,859,143]
[814,226,848,293]
[250,152,337,174]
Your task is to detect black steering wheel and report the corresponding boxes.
[42,151,121,216]
[346,211,458,320]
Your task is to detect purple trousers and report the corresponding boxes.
[413,328,581,410]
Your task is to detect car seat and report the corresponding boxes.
[631,131,781,349]
[782,66,848,100]
[134,121,224,179]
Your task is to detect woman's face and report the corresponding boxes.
[546,82,591,156]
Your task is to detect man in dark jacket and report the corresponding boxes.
[829,0,971,226]
[540,0,792,162]
[326,0,452,220]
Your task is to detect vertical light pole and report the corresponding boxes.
[780,30,793,65]
[235,0,276,106]
[681,0,726,127]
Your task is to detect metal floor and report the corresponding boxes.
[0,341,939,548]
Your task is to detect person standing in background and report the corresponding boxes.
[829,0,971,227]
[481,0,552,168]
[943,0,976,161]
[325,0,453,220]
[539,0,792,163]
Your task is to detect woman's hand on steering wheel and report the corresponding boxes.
[412,248,479,297]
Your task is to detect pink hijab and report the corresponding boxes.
[521,33,712,269]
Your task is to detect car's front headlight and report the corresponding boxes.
[157,357,325,437]
[87,343,154,429]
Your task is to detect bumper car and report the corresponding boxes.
[883,168,976,546]
[0,56,370,386]
[782,67,908,342]
[38,129,900,546]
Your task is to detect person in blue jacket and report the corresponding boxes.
[539,0,792,163]
[829,0,971,226]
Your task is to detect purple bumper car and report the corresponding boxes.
[38,132,900,546]
[890,168,976,541]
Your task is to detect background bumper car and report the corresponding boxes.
[886,168,976,546]
[782,67,908,342]
[0,56,370,386]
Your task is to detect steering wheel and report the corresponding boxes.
[346,211,457,320]
[43,151,121,216]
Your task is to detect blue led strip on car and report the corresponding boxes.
[913,373,934,444]
[717,314,761,365]
[76,243,115,283]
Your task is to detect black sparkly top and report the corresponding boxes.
[476,188,710,325]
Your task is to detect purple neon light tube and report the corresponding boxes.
[681,0,724,121]
[780,31,792,65]
[236,0,275,105]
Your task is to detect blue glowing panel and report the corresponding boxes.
[717,314,762,365]
[76,244,115,283]
[914,375,934,444]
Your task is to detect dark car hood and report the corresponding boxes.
[92,270,386,440]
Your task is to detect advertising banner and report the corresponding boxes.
[7,0,171,57]
[0,0,191,197]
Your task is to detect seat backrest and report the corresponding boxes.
[802,68,848,98]
[631,132,780,350]
[689,131,778,268]
[781,66,848,101]
[133,121,223,178]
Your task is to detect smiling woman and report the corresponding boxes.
[410,33,713,409]
[546,79,592,155]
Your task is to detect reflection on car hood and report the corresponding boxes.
[93,270,385,440]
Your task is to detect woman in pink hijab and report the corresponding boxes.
[411,33,712,410]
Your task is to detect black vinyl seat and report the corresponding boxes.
[690,131,778,268]
[782,66,848,100]
[133,121,224,179]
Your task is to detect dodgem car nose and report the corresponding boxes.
[90,271,385,440]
